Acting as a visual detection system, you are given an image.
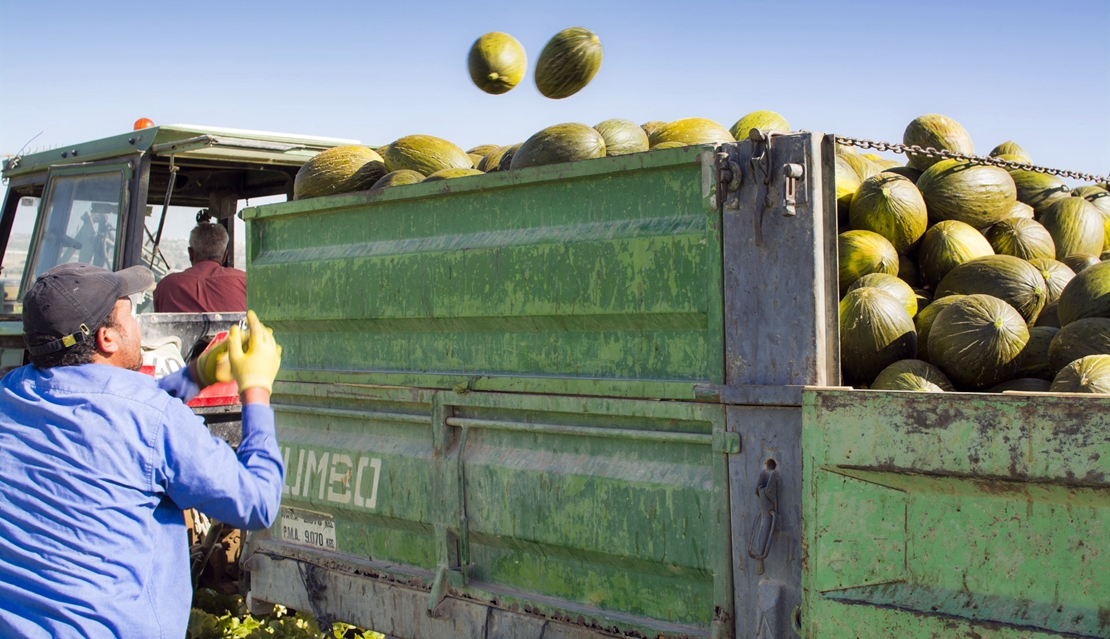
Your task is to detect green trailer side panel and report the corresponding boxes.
[242,147,722,400]
[802,390,1110,639]
[247,382,734,638]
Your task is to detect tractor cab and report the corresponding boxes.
[1,123,357,431]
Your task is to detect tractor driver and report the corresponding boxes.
[154,216,247,313]
[0,262,284,638]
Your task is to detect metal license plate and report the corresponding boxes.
[279,507,337,551]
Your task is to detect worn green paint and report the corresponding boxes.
[243,146,722,401]
[802,389,1110,638]
[262,380,733,636]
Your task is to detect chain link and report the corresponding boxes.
[835,136,1109,185]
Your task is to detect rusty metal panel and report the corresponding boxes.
[801,389,1110,638]
[241,147,723,401]
[245,381,735,638]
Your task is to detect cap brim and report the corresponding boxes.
[115,266,155,296]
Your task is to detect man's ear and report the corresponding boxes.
[96,324,120,355]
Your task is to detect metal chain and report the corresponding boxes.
[835,136,1110,184]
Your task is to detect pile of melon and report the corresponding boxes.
[292,112,787,200]
[836,114,1110,394]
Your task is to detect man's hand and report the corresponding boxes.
[193,338,231,388]
[228,310,282,399]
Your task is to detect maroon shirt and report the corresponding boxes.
[153,260,246,313]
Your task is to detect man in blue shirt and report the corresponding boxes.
[0,262,285,638]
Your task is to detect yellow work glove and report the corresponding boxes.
[227,310,283,393]
[194,338,232,387]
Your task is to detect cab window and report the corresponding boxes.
[28,171,124,280]
[1,196,39,314]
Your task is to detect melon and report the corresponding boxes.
[1053,261,1110,326]
[927,294,1029,390]
[1039,197,1105,259]
[838,230,899,292]
[510,123,606,170]
[593,119,649,156]
[641,121,667,139]
[424,168,484,182]
[729,110,790,141]
[648,118,735,147]
[914,295,966,362]
[902,114,974,171]
[934,255,1047,324]
[917,159,1017,228]
[1079,189,1110,248]
[384,135,472,175]
[1028,258,1076,304]
[1050,354,1110,394]
[294,146,384,200]
[871,359,954,392]
[534,27,603,99]
[491,143,523,172]
[1048,317,1110,372]
[1063,253,1101,274]
[1008,169,1071,213]
[847,273,918,317]
[371,170,425,189]
[989,141,1032,163]
[917,220,994,288]
[841,153,881,182]
[984,218,1056,261]
[468,144,500,157]
[468,32,526,95]
[1002,201,1035,221]
[849,173,928,253]
[836,156,863,219]
[839,288,918,387]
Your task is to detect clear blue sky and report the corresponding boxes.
[2,0,1108,180]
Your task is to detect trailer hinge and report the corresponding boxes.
[713,430,741,454]
[426,565,449,618]
[716,151,742,213]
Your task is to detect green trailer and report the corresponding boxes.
[236,132,1107,638]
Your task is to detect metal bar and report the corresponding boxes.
[150,156,176,267]
[151,135,306,155]
[272,404,430,425]
[123,152,151,268]
[443,416,712,445]
[0,189,22,282]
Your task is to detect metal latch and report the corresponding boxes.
[782,163,805,216]
[747,459,780,575]
[716,151,742,212]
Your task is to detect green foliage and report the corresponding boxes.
[187,590,384,639]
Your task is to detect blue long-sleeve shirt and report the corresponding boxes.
[0,363,284,638]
